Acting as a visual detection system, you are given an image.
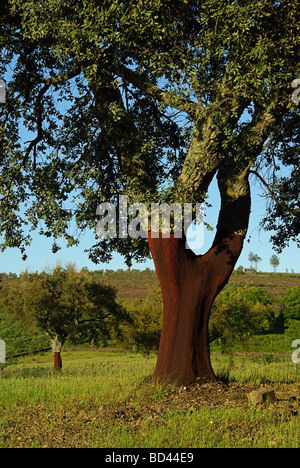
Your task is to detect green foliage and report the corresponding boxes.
[283,319,300,346]
[270,254,280,272]
[0,264,126,348]
[0,311,48,356]
[0,0,298,263]
[116,287,163,354]
[282,287,300,321]
[209,285,276,348]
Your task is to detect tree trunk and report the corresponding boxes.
[53,351,62,371]
[148,161,251,386]
[50,336,64,371]
[148,228,246,386]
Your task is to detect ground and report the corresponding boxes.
[1,349,299,448]
[1,382,300,448]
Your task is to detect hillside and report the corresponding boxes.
[93,268,159,300]
[95,269,300,302]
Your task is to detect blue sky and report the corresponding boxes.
[0,173,298,275]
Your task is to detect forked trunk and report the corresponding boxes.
[148,228,245,386]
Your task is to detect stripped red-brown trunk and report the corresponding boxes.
[148,228,245,386]
[50,335,64,371]
[53,351,62,371]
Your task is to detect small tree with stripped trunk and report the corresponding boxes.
[0,265,124,370]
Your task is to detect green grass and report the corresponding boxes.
[0,349,299,448]
[0,349,154,409]
[212,352,300,385]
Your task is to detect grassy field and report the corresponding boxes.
[0,348,299,448]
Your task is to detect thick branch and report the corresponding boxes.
[40,66,82,86]
[114,63,199,117]
[216,163,251,238]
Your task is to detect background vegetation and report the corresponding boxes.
[0,267,299,358]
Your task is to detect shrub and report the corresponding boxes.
[209,285,276,349]
[117,287,163,354]
[282,287,300,321]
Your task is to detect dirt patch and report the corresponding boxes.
[95,380,300,431]
[1,381,299,448]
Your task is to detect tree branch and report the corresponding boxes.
[24,67,82,166]
[114,63,199,117]
[1,67,82,204]
[40,66,82,86]
[23,83,50,168]
[1,83,51,203]
[249,170,295,217]
[78,314,111,325]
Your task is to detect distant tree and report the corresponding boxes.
[0,265,126,370]
[248,252,262,271]
[270,254,280,273]
[248,252,256,270]
[253,254,262,271]
[235,265,245,274]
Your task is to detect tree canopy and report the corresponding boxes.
[0,265,125,352]
[270,254,280,272]
[0,0,299,266]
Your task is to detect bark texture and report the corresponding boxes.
[51,336,64,371]
[53,351,62,371]
[149,161,251,385]
[149,228,245,385]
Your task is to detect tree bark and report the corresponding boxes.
[53,351,62,371]
[149,164,251,386]
[148,228,245,386]
[50,336,64,371]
